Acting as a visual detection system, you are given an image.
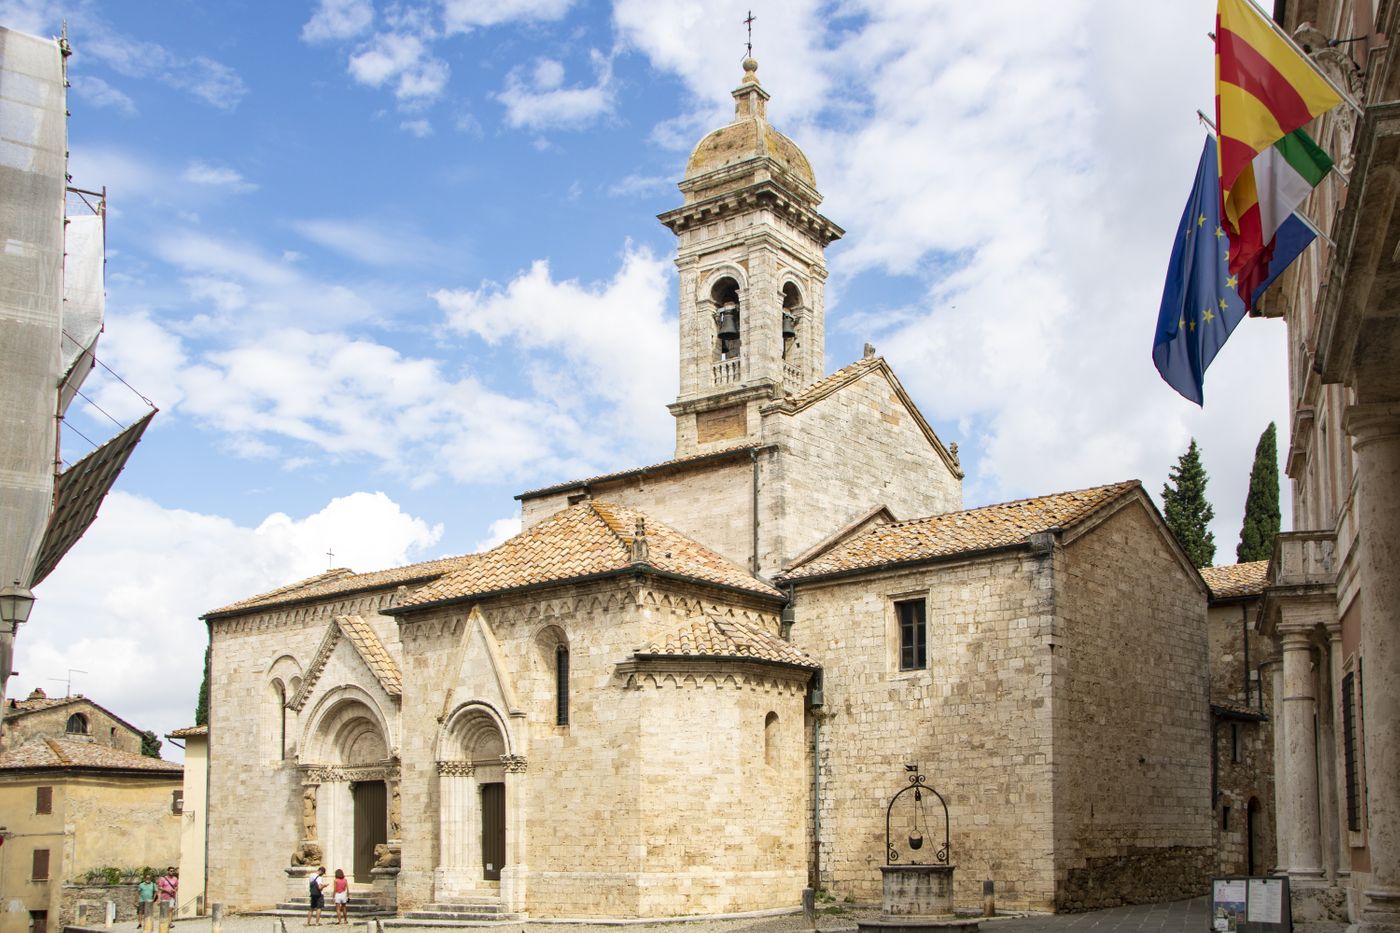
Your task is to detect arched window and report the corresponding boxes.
[764,711,779,765]
[555,644,570,726]
[65,713,88,735]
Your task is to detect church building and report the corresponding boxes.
[202,59,1214,918]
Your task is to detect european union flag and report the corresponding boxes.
[1153,137,1248,405]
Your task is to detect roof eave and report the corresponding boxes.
[202,570,451,621]
[780,540,1033,587]
[630,652,820,675]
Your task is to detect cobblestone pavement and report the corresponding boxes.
[80,897,1214,933]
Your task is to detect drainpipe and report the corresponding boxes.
[750,449,761,575]
[1241,606,1252,707]
[809,663,825,892]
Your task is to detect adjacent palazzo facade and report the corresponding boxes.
[1255,4,1400,933]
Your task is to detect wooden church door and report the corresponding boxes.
[481,782,505,881]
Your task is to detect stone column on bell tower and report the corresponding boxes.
[658,57,844,459]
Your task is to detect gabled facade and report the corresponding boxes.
[0,689,148,756]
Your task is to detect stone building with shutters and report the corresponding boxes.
[201,58,1216,919]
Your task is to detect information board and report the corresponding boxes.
[1211,876,1291,933]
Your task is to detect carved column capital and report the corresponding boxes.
[500,754,528,773]
[1344,403,1400,448]
[437,759,473,777]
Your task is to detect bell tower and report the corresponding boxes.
[659,58,843,458]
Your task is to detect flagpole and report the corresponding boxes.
[1237,0,1366,117]
[1194,110,1338,247]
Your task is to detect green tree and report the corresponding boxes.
[1163,438,1217,567]
[1237,422,1281,563]
[140,729,162,758]
[194,643,210,727]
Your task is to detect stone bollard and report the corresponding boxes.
[105,900,116,928]
[158,900,171,933]
[143,902,153,933]
[982,880,995,918]
[211,904,223,933]
[802,888,816,930]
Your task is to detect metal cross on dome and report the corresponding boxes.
[744,10,755,57]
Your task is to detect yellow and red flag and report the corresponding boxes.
[1215,0,1341,305]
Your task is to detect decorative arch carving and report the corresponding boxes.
[299,684,395,767]
[437,701,513,763]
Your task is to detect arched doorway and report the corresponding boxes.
[436,705,513,896]
[1247,797,1262,875]
[302,694,394,883]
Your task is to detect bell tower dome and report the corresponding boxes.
[659,58,844,458]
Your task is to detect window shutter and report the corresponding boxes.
[32,848,50,881]
[35,786,52,815]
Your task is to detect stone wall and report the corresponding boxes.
[1052,500,1214,910]
[792,551,1059,912]
[763,366,962,576]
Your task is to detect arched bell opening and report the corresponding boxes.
[712,277,742,361]
[781,282,803,360]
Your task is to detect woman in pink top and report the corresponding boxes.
[332,869,349,924]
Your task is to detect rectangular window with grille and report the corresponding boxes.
[35,786,51,815]
[897,599,927,671]
[31,848,49,881]
[555,645,569,726]
[1342,666,1362,832]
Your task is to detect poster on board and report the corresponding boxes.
[1211,877,1292,933]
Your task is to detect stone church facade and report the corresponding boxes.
[202,59,1214,918]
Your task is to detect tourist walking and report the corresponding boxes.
[135,872,156,928]
[332,869,349,924]
[307,867,327,925]
[156,868,178,907]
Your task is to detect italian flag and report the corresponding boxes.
[1224,128,1332,307]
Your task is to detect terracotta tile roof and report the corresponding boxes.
[1211,701,1269,722]
[204,556,473,619]
[166,725,208,739]
[3,694,146,738]
[1201,561,1270,600]
[289,615,401,711]
[0,736,183,774]
[396,500,782,610]
[637,615,819,669]
[782,481,1141,582]
[516,443,764,500]
[777,356,882,411]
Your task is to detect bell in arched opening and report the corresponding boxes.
[782,310,797,341]
[717,302,741,342]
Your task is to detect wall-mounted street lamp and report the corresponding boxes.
[0,580,35,636]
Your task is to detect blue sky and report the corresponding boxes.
[3,0,1292,755]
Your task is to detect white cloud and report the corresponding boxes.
[71,75,136,115]
[607,173,670,198]
[498,50,615,130]
[474,516,522,552]
[433,241,675,447]
[183,160,258,192]
[347,31,450,102]
[302,0,375,43]
[13,491,442,757]
[442,0,572,33]
[81,32,247,110]
[291,217,437,266]
[400,118,433,137]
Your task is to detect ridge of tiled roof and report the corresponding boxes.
[636,615,819,670]
[0,735,183,773]
[772,356,883,411]
[167,724,208,739]
[1211,701,1269,721]
[395,499,783,611]
[4,694,147,739]
[781,481,1142,582]
[204,555,473,619]
[515,443,765,500]
[1201,561,1270,600]
[289,615,402,711]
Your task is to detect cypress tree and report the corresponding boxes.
[140,729,162,758]
[1237,422,1281,563]
[1163,438,1217,568]
[194,643,210,727]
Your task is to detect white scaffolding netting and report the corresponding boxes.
[0,26,67,590]
[58,212,105,418]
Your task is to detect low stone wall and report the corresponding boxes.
[1058,846,1214,911]
[61,882,141,928]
